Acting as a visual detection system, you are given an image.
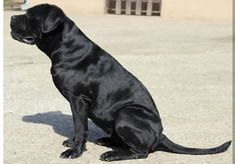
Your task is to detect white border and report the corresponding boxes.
[1,0,4,163]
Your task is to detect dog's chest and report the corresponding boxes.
[51,68,89,98]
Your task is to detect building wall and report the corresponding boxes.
[30,0,232,20]
[161,0,232,20]
[30,0,106,15]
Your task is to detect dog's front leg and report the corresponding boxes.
[60,96,88,159]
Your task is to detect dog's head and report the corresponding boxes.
[10,4,65,45]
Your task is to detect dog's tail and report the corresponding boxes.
[157,134,231,155]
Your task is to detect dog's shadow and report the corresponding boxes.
[22,111,108,143]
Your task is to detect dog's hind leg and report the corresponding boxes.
[100,107,162,161]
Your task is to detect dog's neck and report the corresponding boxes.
[36,20,97,66]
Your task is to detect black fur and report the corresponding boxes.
[10,4,231,161]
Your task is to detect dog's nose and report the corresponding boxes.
[11,16,17,21]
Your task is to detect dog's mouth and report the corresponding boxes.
[11,31,35,45]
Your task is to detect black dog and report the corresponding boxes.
[10,4,231,161]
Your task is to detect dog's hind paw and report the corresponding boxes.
[100,150,148,161]
[96,137,113,147]
[100,151,116,161]
[96,137,120,148]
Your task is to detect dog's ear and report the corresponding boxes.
[41,10,64,33]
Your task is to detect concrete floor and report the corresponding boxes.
[4,11,232,164]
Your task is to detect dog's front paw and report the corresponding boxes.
[60,148,81,159]
[62,138,74,147]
